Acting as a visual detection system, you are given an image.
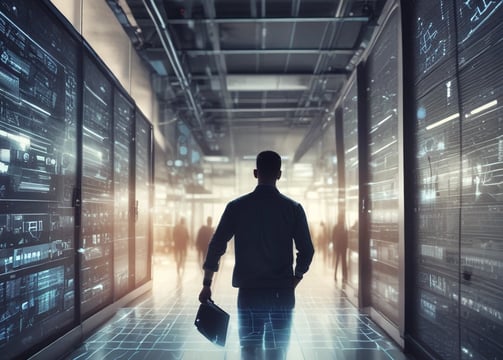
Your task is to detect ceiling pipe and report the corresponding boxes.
[142,0,204,129]
[200,107,325,113]
[150,16,369,25]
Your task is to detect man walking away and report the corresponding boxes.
[198,150,315,360]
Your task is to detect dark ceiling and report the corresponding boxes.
[112,0,385,168]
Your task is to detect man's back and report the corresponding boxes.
[204,185,314,288]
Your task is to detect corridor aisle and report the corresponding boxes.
[65,250,412,359]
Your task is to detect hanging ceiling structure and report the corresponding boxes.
[109,0,386,191]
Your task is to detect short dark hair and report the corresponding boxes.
[256,150,281,179]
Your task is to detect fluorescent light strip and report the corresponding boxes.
[204,156,229,163]
[21,99,51,116]
[426,113,459,130]
[345,145,357,154]
[370,114,393,134]
[371,139,397,156]
[83,126,105,141]
[0,130,31,149]
[469,99,498,116]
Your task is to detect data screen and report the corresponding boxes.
[113,90,133,298]
[457,1,503,357]
[0,0,77,357]
[80,54,113,317]
[342,78,360,298]
[409,0,503,358]
[134,112,151,286]
[365,9,400,325]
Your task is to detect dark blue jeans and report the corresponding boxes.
[237,288,295,360]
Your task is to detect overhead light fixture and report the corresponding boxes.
[426,113,459,130]
[204,156,229,163]
[227,75,310,91]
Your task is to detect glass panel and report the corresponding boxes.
[409,1,461,359]
[342,78,359,301]
[0,1,78,357]
[319,121,337,270]
[414,77,461,360]
[135,112,151,286]
[81,54,114,317]
[457,1,503,358]
[113,90,133,299]
[365,9,400,325]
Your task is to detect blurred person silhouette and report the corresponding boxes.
[196,216,213,267]
[332,218,348,283]
[316,221,329,265]
[172,217,190,276]
[198,150,315,360]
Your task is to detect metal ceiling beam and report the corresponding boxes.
[201,0,236,159]
[142,0,204,129]
[213,116,315,122]
[292,0,353,162]
[145,48,355,56]
[181,49,356,56]
[136,16,369,25]
[193,107,325,113]
[182,73,348,80]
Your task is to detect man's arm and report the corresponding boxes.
[198,269,214,303]
[198,203,234,303]
[293,204,315,281]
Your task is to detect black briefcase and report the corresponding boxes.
[194,300,230,346]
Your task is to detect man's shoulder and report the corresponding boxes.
[229,191,255,204]
[277,191,303,208]
[228,188,303,208]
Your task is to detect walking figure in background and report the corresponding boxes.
[316,221,329,265]
[332,219,348,283]
[196,216,213,268]
[199,150,315,360]
[173,217,190,276]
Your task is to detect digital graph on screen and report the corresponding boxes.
[457,0,502,44]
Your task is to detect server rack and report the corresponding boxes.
[0,1,154,358]
[405,0,503,359]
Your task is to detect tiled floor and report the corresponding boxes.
[65,251,413,360]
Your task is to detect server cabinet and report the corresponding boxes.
[0,1,79,357]
[113,90,134,299]
[340,75,360,305]
[456,1,503,358]
[407,0,461,358]
[406,1,503,359]
[134,111,152,286]
[364,7,401,326]
[80,51,114,318]
[0,0,154,358]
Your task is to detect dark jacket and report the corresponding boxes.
[203,185,314,288]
